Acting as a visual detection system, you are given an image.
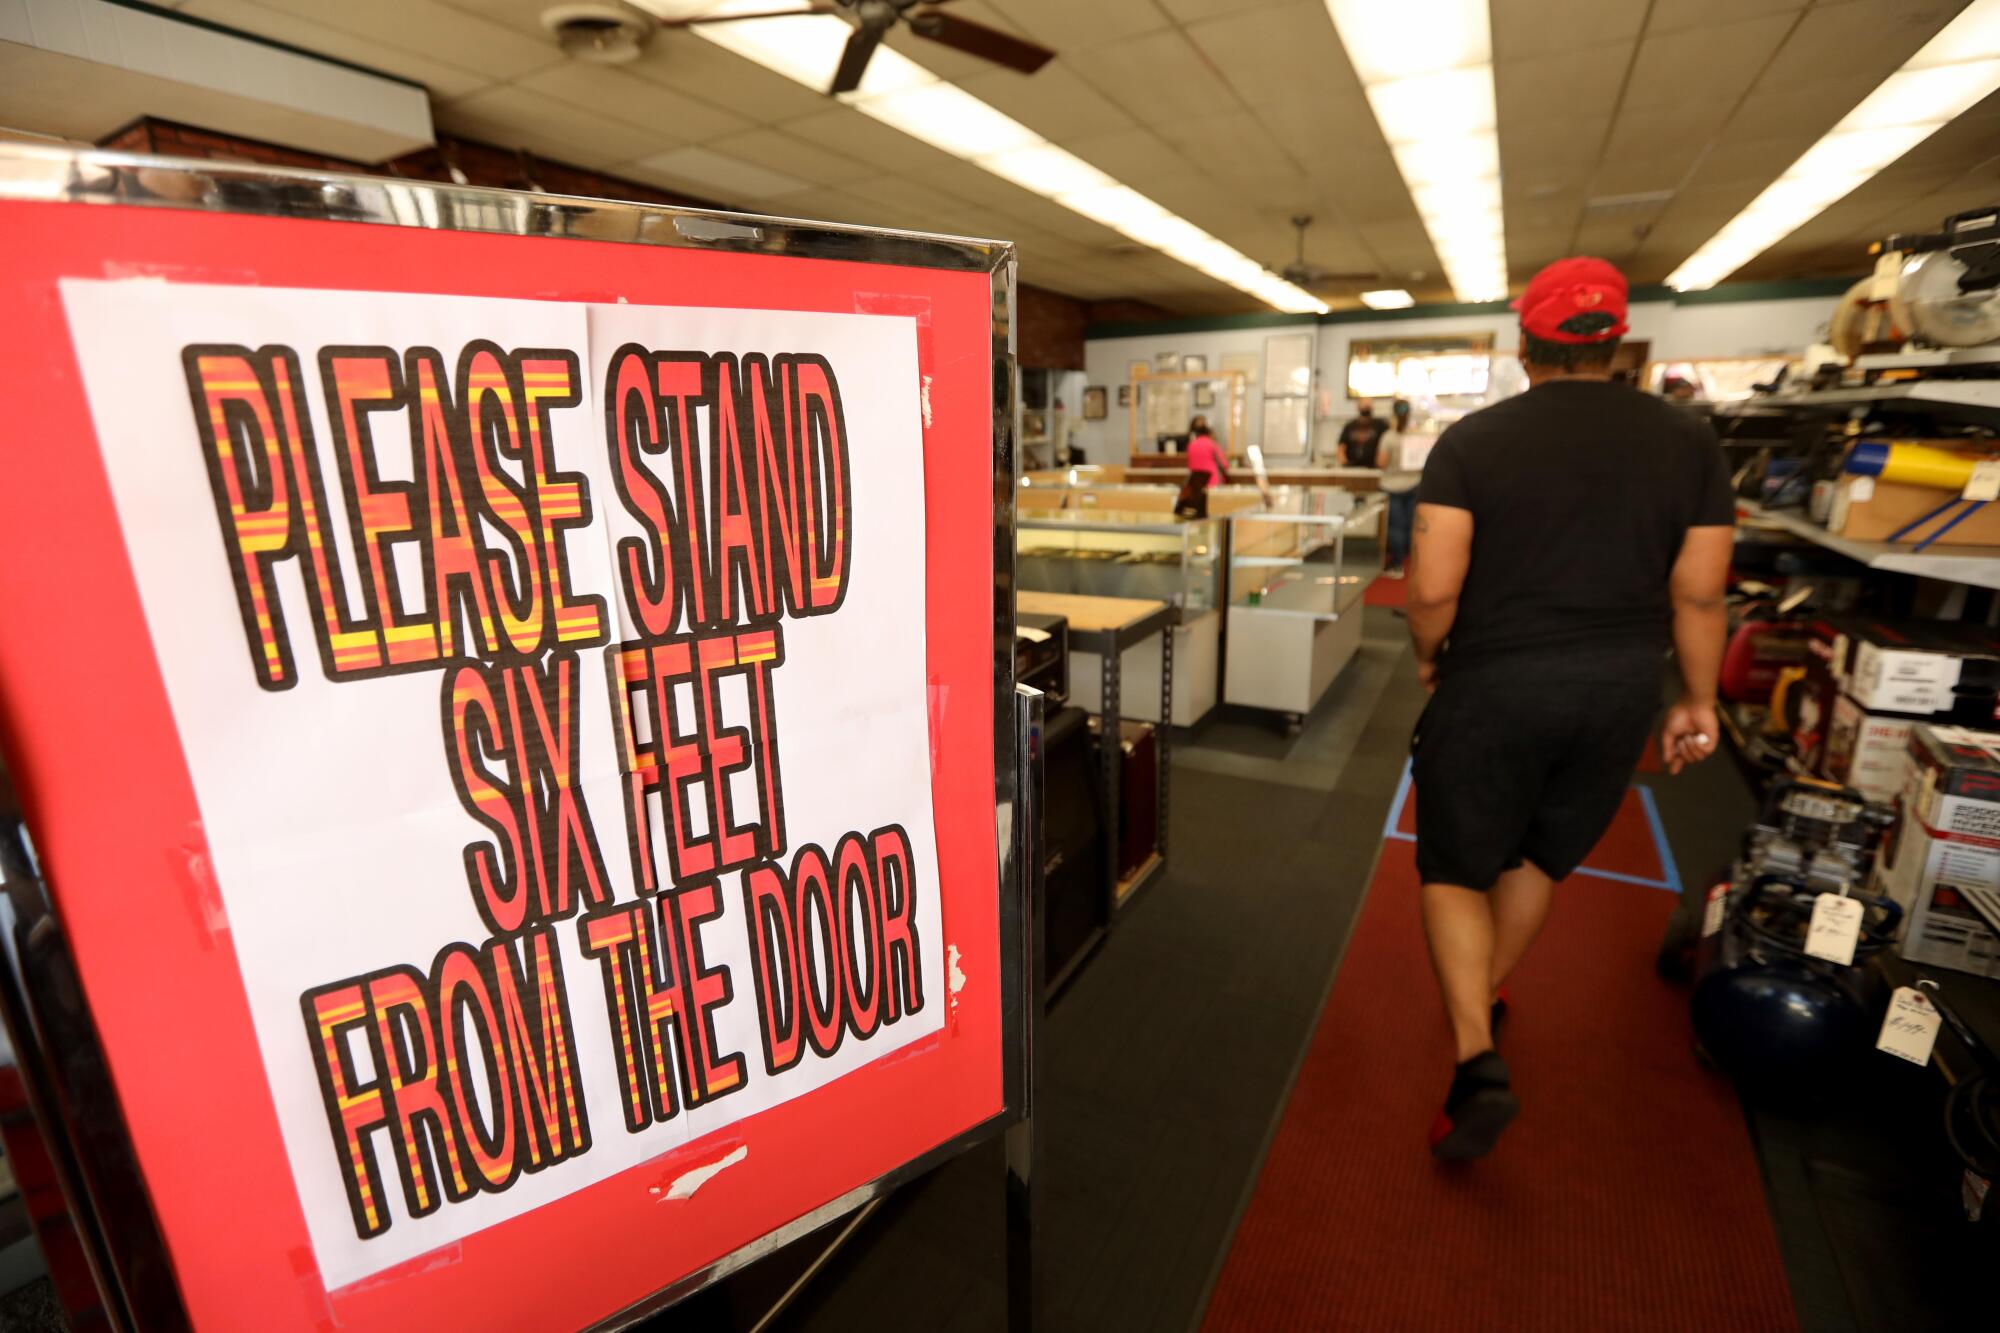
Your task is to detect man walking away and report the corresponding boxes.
[1404,256,1735,1160]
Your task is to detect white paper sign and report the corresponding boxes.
[1967,459,2000,503]
[1876,985,1941,1066]
[59,280,946,1288]
[1805,892,1865,966]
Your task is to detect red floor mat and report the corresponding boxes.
[1362,574,1407,609]
[1202,837,1796,1332]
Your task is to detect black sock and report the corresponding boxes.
[1446,1051,1511,1115]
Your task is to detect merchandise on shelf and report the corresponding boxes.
[1792,614,2000,798]
[1879,725,2000,978]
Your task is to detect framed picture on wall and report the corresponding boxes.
[1117,384,1132,407]
[1154,350,1178,373]
[1083,385,1107,419]
[1193,384,1215,408]
[1182,354,1207,374]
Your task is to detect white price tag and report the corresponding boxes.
[1876,985,1941,1066]
[1805,892,1864,965]
[1966,458,2000,503]
[1849,475,1876,504]
[1702,884,1729,938]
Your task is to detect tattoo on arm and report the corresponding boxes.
[1415,513,1430,534]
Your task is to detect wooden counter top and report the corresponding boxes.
[1018,589,1169,634]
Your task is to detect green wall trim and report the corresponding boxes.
[1083,311,1319,340]
[1083,274,1863,341]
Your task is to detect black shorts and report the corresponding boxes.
[1412,657,1661,890]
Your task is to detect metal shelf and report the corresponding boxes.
[1739,500,2000,590]
[1711,379,2000,417]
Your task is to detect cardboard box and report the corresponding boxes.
[1824,695,1915,803]
[1829,474,2000,548]
[1904,725,2000,837]
[1879,819,2000,978]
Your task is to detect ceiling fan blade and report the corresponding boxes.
[906,9,1054,75]
[829,20,886,94]
[660,5,837,27]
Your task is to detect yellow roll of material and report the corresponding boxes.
[1847,441,1992,491]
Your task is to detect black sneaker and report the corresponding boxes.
[1429,1051,1519,1161]
[1491,990,1510,1045]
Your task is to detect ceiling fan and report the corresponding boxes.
[658,1,1055,95]
[1278,215,1378,289]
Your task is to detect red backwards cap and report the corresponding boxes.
[1512,256,1629,343]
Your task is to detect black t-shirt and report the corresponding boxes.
[1339,415,1386,467]
[1416,380,1735,673]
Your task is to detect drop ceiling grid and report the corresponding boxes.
[67,0,1999,311]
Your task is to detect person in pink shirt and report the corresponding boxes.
[1186,415,1229,488]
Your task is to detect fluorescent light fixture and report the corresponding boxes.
[1668,0,2000,291]
[1325,0,1509,304]
[1361,289,1415,309]
[654,0,1328,313]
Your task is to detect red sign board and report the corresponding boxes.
[0,149,1020,1331]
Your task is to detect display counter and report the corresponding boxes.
[1016,509,1223,726]
[1127,456,1386,493]
[1223,498,1381,731]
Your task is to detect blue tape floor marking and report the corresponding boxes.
[1381,760,1414,841]
[1636,782,1684,895]
[1379,773,1678,893]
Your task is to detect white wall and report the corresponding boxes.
[1078,322,1316,466]
[1075,292,1842,463]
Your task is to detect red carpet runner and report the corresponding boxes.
[1202,790,1797,1332]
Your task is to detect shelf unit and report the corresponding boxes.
[1738,500,2000,591]
[1711,380,2000,420]
[1016,590,1173,924]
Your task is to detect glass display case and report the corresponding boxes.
[1016,510,1223,613]
[1016,509,1225,727]
[1223,493,1383,731]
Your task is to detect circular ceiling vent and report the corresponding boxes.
[541,2,656,64]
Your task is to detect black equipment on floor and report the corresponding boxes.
[1017,611,1069,705]
[1041,704,1103,996]
[1093,718,1160,886]
[1691,778,1901,1099]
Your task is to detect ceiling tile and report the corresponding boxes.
[1063,126,1200,181]
[246,0,560,80]
[1683,132,1815,189]
[1187,0,1346,112]
[635,145,808,200]
[1152,110,1306,190]
[181,0,491,98]
[436,84,665,166]
[1753,0,1961,92]
[625,31,831,123]
[953,61,1135,143]
[1062,28,1234,129]
[1502,120,1605,199]
[1492,0,1648,60]
[1161,0,1301,18]
[1648,0,1808,34]
[982,0,1176,50]
[1496,41,1631,128]
[779,105,965,176]
[1620,13,1796,113]
[703,127,877,187]
[513,62,750,141]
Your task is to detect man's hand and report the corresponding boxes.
[1662,698,1719,774]
[1417,658,1439,694]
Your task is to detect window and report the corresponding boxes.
[1347,334,1494,400]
